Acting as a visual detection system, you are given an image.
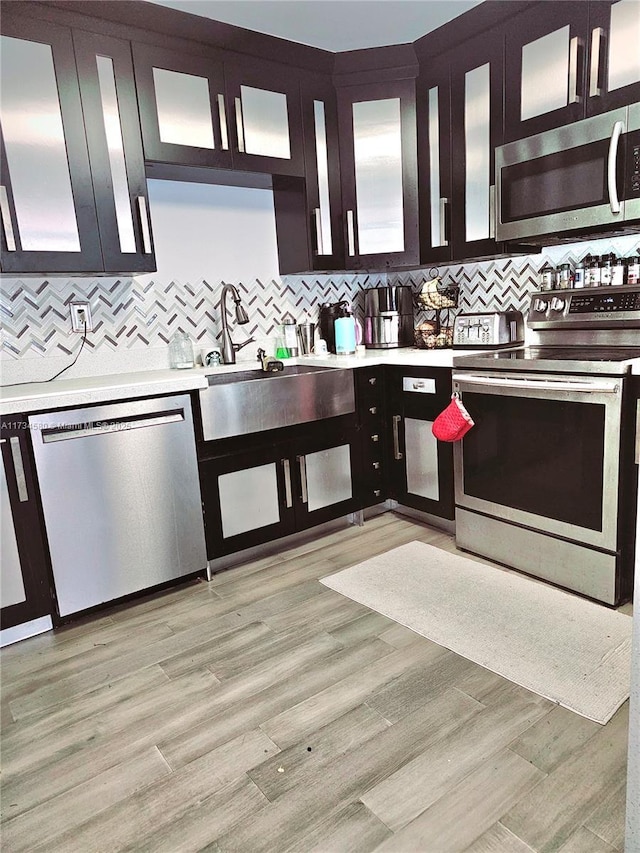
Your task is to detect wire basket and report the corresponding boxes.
[416,272,459,310]
[414,325,453,349]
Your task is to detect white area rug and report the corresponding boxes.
[321,541,632,724]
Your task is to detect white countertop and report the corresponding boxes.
[2,347,639,415]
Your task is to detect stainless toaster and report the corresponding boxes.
[452,311,524,349]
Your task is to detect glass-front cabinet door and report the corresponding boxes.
[0,15,103,272]
[449,32,504,259]
[199,444,296,559]
[298,75,344,270]
[73,30,156,272]
[294,425,360,530]
[417,63,453,264]
[223,57,305,176]
[504,0,640,141]
[337,80,419,268]
[132,42,232,169]
[387,368,455,521]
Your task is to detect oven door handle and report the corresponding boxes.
[452,373,620,394]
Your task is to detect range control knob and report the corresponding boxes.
[533,298,548,313]
[550,296,566,312]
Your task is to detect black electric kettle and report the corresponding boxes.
[318,300,349,354]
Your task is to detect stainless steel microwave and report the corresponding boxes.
[495,103,640,242]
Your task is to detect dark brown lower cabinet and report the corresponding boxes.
[199,416,360,559]
[1,417,52,633]
[386,365,455,520]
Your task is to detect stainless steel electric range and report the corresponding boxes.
[451,284,640,605]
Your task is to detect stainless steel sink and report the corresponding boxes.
[199,365,355,440]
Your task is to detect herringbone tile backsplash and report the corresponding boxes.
[1,235,638,383]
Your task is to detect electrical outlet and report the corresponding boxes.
[70,302,93,333]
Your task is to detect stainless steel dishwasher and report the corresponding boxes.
[29,394,206,617]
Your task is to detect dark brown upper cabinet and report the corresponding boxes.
[504,0,640,143]
[419,30,508,263]
[132,43,305,177]
[223,56,305,176]
[274,72,345,274]
[0,12,155,275]
[132,42,232,170]
[336,77,420,270]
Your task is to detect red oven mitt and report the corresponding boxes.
[432,394,475,442]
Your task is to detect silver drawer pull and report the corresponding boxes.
[370,433,379,443]
[368,377,377,386]
[368,406,377,414]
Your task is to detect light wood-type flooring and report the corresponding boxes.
[0,513,632,852]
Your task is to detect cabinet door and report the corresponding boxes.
[273,75,344,274]
[504,1,640,140]
[417,64,453,264]
[199,444,296,558]
[1,423,52,631]
[301,76,344,269]
[73,31,156,272]
[387,369,454,520]
[337,80,419,268]
[132,42,232,169]
[586,0,640,115]
[293,423,360,530]
[504,2,590,142]
[450,32,503,259]
[0,14,103,273]
[224,58,305,176]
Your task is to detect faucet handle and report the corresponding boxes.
[233,336,255,352]
[257,347,266,362]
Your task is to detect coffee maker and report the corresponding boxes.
[318,300,349,354]
[363,286,414,348]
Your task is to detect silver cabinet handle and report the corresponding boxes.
[234,97,245,153]
[608,120,624,215]
[346,209,356,256]
[568,36,583,104]
[489,184,496,239]
[136,196,152,254]
[368,376,377,386]
[313,208,322,255]
[42,411,184,442]
[392,415,403,460]
[9,436,29,502]
[369,406,377,415]
[439,197,449,247]
[217,94,229,150]
[0,185,16,251]
[589,27,605,97]
[282,458,292,508]
[298,455,308,504]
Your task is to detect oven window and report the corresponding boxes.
[501,140,612,223]
[462,392,605,531]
